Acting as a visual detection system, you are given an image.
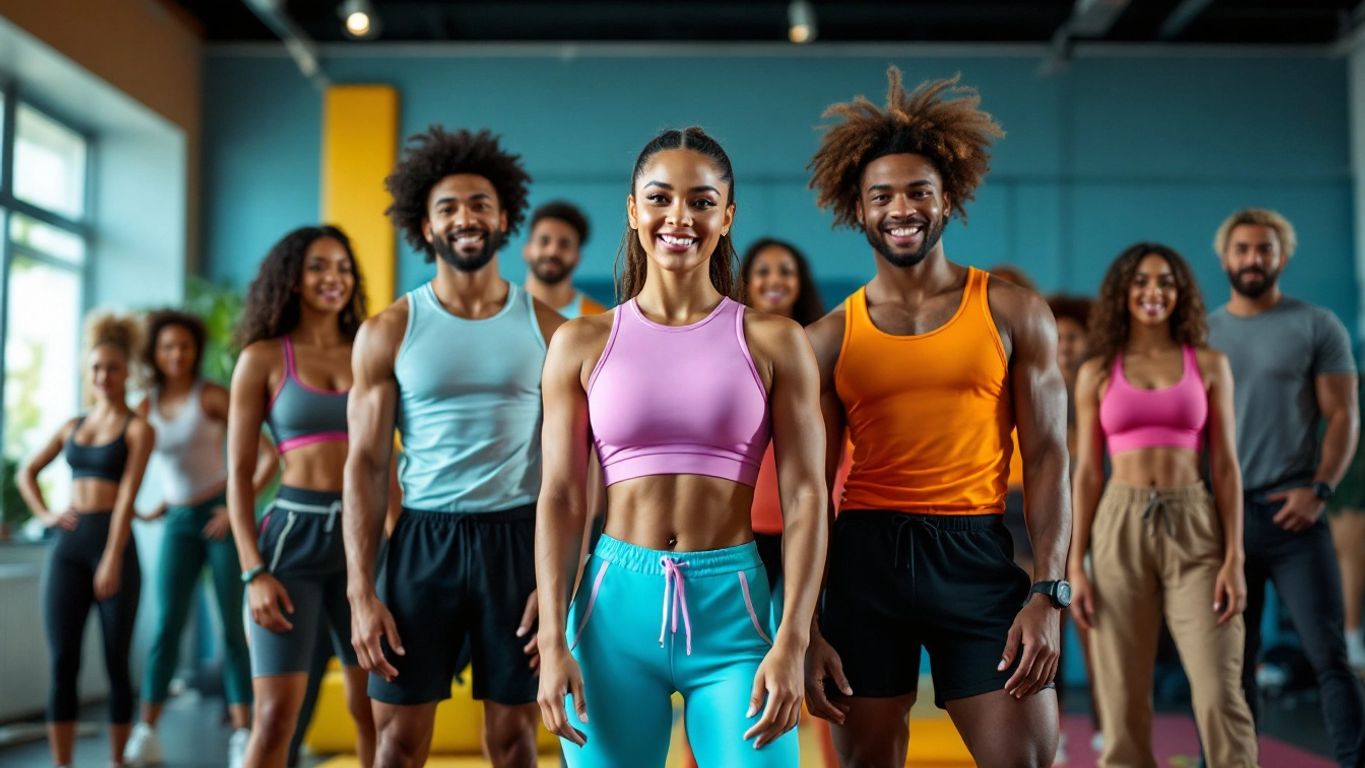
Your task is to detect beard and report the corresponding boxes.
[432,227,504,273]
[529,256,573,285]
[864,213,947,268]
[1227,265,1279,299]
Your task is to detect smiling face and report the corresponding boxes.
[627,149,735,277]
[424,173,508,272]
[88,343,130,403]
[856,153,950,269]
[297,236,356,316]
[745,244,800,317]
[1127,252,1178,329]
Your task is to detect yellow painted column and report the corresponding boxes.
[320,85,398,313]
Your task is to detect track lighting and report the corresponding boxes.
[788,0,817,44]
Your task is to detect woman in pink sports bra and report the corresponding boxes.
[1069,243,1258,767]
[534,127,827,767]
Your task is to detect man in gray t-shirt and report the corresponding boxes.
[1207,208,1363,768]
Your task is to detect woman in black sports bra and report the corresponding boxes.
[18,311,156,768]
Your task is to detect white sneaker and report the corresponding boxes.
[122,722,163,766]
[228,727,250,768]
[1090,731,1104,753]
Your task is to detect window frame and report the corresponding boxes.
[0,78,95,513]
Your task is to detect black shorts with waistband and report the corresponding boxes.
[820,510,1037,707]
[367,504,538,706]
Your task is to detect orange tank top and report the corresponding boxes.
[835,267,1012,515]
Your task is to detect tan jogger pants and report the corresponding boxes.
[1089,483,1258,768]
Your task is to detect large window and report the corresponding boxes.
[1,83,91,534]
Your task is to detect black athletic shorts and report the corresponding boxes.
[754,531,784,589]
[820,510,1034,707]
[367,504,538,706]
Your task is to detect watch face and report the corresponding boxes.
[1055,581,1073,607]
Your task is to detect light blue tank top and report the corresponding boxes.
[396,282,547,512]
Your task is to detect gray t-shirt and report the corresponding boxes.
[1207,297,1355,493]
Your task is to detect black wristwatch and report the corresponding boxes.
[1312,481,1335,502]
[1030,580,1072,609]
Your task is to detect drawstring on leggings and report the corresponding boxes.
[658,557,693,656]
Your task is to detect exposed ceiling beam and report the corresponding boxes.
[1158,0,1214,41]
[1044,0,1130,73]
[242,0,330,88]
[1067,0,1131,37]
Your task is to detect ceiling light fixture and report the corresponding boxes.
[788,0,817,44]
[338,0,378,39]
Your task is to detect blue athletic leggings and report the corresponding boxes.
[142,493,251,706]
[561,534,799,767]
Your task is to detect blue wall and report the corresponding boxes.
[201,49,1355,325]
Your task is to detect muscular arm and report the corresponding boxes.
[225,345,273,572]
[764,318,828,648]
[1204,352,1244,563]
[1002,289,1071,583]
[801,308,855,719]
[535,322,594,651]
[343,309,404,598]
[1066,361,1105,625]
[1204,351,1247,622]
[534,320,596,745]
[804,308,848,596]
[995,285,1070,695]
[1315,372,1360,489]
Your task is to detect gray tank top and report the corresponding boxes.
[265,336,349,454]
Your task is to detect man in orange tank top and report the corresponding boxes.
[802,67,1073,767]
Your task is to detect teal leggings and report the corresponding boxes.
[142,494,252,706]
[562,535,799,767]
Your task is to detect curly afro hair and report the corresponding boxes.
[235,225,368,349]
[1089,242,1207,372]
[385,126,532,262]
[808,67,1004,228]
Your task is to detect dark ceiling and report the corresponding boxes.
[166,0,1364,45]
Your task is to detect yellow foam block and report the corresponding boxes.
[904,718,973,765]
[304,667,557,755]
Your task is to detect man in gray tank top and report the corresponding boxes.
[343,127,565,767]
[1206,208,1365,768]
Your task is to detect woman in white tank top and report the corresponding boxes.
[122,310,278,768]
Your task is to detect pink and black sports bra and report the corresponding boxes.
[1099,344,1207,456]
[265,337,349,454]
[587,297,770,487]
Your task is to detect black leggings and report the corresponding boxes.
[43,512,141,723]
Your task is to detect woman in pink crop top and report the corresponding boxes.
[1069,243,1257,766]
[534,128,828,768]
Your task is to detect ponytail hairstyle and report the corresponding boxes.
[616,126,738,302]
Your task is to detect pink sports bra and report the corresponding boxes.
[1099,344,1207,456]
[587,297,770,487]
